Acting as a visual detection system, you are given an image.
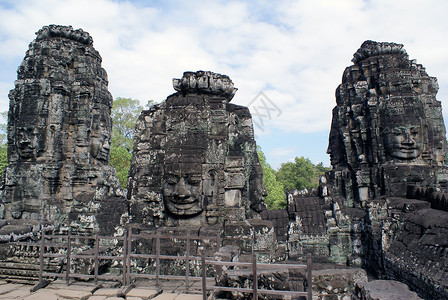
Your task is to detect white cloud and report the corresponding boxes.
[0,0,448,164]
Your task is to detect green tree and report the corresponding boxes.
[312,162,331,186]
[0,144,7,175]
[110,146,132,188]
[0,112,7,177]
[111,97,143,150]
[257,147,286,209]
[276,156,316,192]
[110,98,145,188]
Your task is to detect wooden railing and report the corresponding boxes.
[34,229,312,299]
[39,232,126,284]
[37,228,221,287]
[124,226,221,286]
[201,253,313,300]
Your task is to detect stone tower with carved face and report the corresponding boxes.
[127,71,266,227]
[1,25,122,227]
[326,40,447,205]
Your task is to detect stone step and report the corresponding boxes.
[0,261,41,270]
[0,266,39,277]
[0,259,62,284]
[0,274,39,284]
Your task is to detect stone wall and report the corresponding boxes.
[0,25,124,234]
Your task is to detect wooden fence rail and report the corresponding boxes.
[33,230,312,299]
[201,252,313,300]
[124,227,221,286]
[39,231,125,284]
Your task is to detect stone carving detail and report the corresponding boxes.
[128,71,266,227]
[173,71,237,101]
[327,40,447,203]
[322,41,448,298]
[1,25,122,225]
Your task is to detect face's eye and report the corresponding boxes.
[165,175,179,185]
[392,128,402,135]
[187,176,201,185]
[410,126,420,135]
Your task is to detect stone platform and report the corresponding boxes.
[0,279,206,299]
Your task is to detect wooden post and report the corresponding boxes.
[94,234,99,285]
[122,229,127,286]
[156,230,160,286]
[201,252,207,300]
[216,232,221,252]
[39,231,45,283]
[252,253,257,300]
[185,230,191,289]
[127,226,132,285]
[215,231,223,279]
[66,232,71,284]
[307,253,312,300]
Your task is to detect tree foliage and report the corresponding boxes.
[257,147,286,210]
[257,148,331,209]
[110,98,147,188]
[110,146,132,188]
[276,157,316,191]
[111,97,143,150]
[0,112,7,177]
[276,156,330,192]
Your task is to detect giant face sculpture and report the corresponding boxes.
[384,124,423,160]
[162,163,203,216]
[16,126,45,159]
[128,71,267,226]
[380,98,426,162]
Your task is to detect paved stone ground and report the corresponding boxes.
[0,279,208,299]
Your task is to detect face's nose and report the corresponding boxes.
[103,137,110,150]
[401,128,415,145]
[175,177,191,198]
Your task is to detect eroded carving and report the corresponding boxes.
[1,25,122,228]
[327,40,447,203]
[128,71,266,227]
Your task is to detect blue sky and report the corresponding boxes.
[1,0,448,169]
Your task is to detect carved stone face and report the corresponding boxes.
[90,117,110,161]
[162,167,203,216]
[380,99,426,162]
[16,127,43,159]
[384,124,423,160]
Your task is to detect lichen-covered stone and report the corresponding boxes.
[312,268,367,299]
[0,25,123,233]
[324,40,448,299]
[127,71,266,227]
[327,40,447,204]
[352,280,422,300]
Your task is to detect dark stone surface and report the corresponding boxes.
[128,71,266,227]
[260,209,289,242]
[326,40,447,205]
[319,41,448,298]
[0,25,125,234]
[353,280,422,300]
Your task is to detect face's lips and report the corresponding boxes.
[169,196,197,205]
[396,146,417,151]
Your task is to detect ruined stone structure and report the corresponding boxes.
[0,25,124,233]
[128,71,266,227]
[323,41,448,299]
[262,41,448,299]
[1,25,447,299]
[327,40,447,204]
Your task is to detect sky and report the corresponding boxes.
[1,0,448,169]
